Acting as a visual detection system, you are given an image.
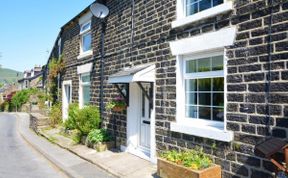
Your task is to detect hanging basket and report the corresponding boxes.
[112,106,126,112]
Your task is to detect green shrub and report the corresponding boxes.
[11,90,30,111]
[160,147,212,170]
[63,103,79,130]
[49,103,62,127]
[75,105,100,135]
[0,101,10,112]
[87,129,111,144]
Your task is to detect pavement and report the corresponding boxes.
[16,112,158,178]
[0,113,66,178]
[16,112,116,178]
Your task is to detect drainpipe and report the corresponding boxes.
[100,20,106,121]
[265,0,273,136]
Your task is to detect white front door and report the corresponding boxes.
[62,81,72,120]
[139,84,151,150]
[126,83,154,161]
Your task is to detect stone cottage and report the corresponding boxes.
[45,0,288,177]
[18,66,43,90]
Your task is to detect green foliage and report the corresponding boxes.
[64,104,100,136]
[10,88,49,111]
[106,96,126,111]
[36,90,51,109]
[160,147,213,170]
[49,103,62,127]
[64,103,79,130]
[0,101,10,112]
[48,56,64,103]
[76,105,100,135]
[11,89,31,111]
[72,133,82,144]
[87,129,111,144]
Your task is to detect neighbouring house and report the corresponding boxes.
[44,0,288,177]
[18,66,43,90]
[1,84,18,101]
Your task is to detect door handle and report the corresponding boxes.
[142,120,150,125]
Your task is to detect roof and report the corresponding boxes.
[18,72,43,83]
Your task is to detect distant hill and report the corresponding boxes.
[0,67,23,85]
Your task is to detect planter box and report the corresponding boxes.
[157,158,221,178]
[93,141,115,152]
[112,106,126,112]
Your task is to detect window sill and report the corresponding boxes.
[77,50,93,60]
[172,2,233,29]
[170,120,233,142]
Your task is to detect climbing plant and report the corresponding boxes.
[47,55,65,104]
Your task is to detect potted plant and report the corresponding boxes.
[106,96,127,112]
[158,148,221,178]
[87,129,114,152]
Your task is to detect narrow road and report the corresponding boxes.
[0,113,66,178]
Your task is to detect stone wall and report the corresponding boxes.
[29,113,50,133]
[47,0,288,177]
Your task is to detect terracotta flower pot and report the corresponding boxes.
[93,141,115,152]
[157,158,221,178]
[112,106,126,112]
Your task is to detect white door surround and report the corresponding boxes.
[107,64,156,163]
[62,80,72,120]
[124,82,156,163]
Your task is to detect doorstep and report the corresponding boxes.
[39,128,158,178]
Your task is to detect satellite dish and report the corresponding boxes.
[90,3,109,19]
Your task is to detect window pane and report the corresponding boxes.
[81,75,90,83]
[212,77,224,91]
[185,79,197,92]
[186,2,198,16]
[197,57,210,72]
[212,108,224,121]
[212,55,223,71]
[199,0,212,12]
[186,106,197,118]
[199,93,211,106]
[199,107,211,120]
[82,33,92,52]
[83,85,91,105]
[186,93,197,105]
[213,0,223,6]
[198,78,211,91]
[186,60,197,73]
[81,22,91,32]
[187,0,198,3]
[213,93,224,106]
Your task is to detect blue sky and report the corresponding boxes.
[0,0,95,72]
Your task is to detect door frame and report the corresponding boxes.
[123,82,156,163]
[62,80,72,121]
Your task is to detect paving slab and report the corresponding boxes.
[35,115,158,178]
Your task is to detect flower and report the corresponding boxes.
[106,96,127,112]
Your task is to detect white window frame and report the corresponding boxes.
[77,12,93,60]
[183,51,225,124]
[172,0,233,28]
[79,73,91,108]
[171,49,233,142]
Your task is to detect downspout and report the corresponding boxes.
[129,0,135,63]
[100,19,107,122]
[265,0,273,136]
